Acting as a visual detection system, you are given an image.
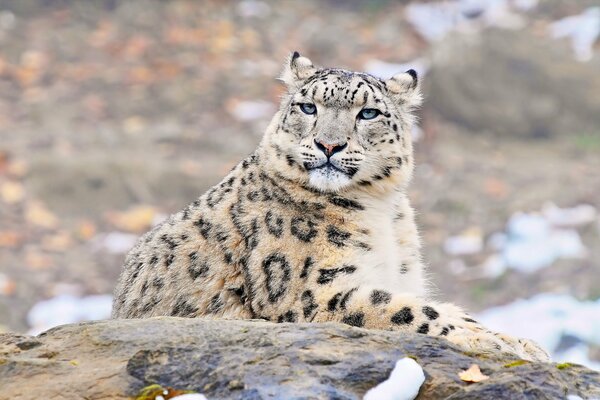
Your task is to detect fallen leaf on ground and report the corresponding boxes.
[25,202,59,229]
[41,231,73,252]
[25,250,54,269]
[0,274,16,296]
[106,205,157,233]
[0,231,24,248]
[1,180,25,204]
[76,220,97,240]
[459,364,490,383]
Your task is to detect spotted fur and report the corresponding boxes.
[112,53,549,362]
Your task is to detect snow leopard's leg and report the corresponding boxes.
[301,285,549,362]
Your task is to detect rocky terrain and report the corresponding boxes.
[0,0,599,370]
[2,318,600,399]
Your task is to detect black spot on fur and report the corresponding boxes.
[300,257,314,279]
[422,306,440,320]
[194,217,212,239]
[328,196,364,211]
[160,234,178,250]
[391,307,414,325]
[464,317,478,323]
[262,253,291,303]
[340,288,357,310]
[265,210,284,238]
[149,255,159,267]
[165,254,175,268]
[188,251,209,280]
[291,216,318,242]
[171,297,199,317]
[141,296,160,313]
[440,327,450,336]
[247,190,260,201]
[399,263,409,274]
[328,292,342,312]
[208,294,224,314]
[301,290,318,319]
[327,225,351,247]
[370,290,392,305]
[342,312,365,328]
[277,310,297,323]
[417,323,430,334]
[152,277,164,289]
[317,265,357,285]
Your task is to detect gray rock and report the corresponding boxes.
[1,318,599,399]
[425,29,600,139]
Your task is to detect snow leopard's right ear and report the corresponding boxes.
[280,51,317,91]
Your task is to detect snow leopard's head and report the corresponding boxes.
[264,52,421,194]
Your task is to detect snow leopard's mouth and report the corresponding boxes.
[306,161,349,176]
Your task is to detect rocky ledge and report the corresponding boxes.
[1,318,599,399]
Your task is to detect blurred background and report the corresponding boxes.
[0,0,599,368]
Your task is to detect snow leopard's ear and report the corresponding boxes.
[280,51,317,91]
[385,69,422,109]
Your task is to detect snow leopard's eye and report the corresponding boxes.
[357,108,380,120]
[299,103,317,115]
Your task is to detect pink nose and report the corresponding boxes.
[314,139,347,157]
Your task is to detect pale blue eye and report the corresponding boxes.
[300,103,317,115]
[358,108,380,120]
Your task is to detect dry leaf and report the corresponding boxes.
[25,250,54,269]
[0,231,23,248]
[25,202,59,229]
[76,220,97,240]
[106,205,157,233]
[0,274,16,296]
[1,180,25,204]
[459,364,489,383]
[41,231,73,252]
[6,159,28,178]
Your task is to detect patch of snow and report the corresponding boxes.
[500,211,587,272]
[94,231,139,254]
[364,58,430,80]
[229,100,276,121]
[542,202,597,228]
[411,125,423,143]
[405,0,527,42]
[550,7,600,62]
[363,357,425,400]
[27,294,113,335]
[236,0,271,18]
[480,254,507,279]
[443,228,483,256]
[169,394,208,400]
[478,293,600,371]
[512,0,538,11]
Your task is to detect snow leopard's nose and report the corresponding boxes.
[314,139,347,157]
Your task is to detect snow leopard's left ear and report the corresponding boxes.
[280,51,318,91]
[385,69,422,109]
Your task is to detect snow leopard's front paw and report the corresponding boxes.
[446,327,550,362]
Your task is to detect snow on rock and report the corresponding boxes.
[542,202,597,228]
[498,209,587,272]
[168,394,208,400]
[364,58,430,79]
[228,100,275,121]
[443,227,483,256]
[478,293,600,371]
[405,0,528,42]
[27,294,113,335]
[550,7,600,62]
[363,357,425,400]
[94,231,139,254]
